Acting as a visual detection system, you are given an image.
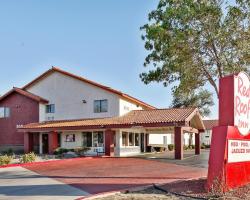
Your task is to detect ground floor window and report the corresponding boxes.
[129,133,134,146]
[82,131,104,147]
[122,132,127,146]
[93,131,104,147]
[82,132,92,147]
[122,132,140,147]
[135,133,139,146]
[65,134,75,142]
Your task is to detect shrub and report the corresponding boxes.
[201,143,206,149]
[189,145,195,149]
[74,147,90,155]
[168,144,174,151]
[2,148,14,156]
[183,145,189,150]
[205,144,211,149]
[54,148,69,155]
[20,152,36,163]
[0,155,12,166]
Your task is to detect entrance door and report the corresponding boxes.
[42,134,49,154]
[140,133,145,152]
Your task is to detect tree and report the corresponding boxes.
[171,89,214,116]
[140,0,249,114]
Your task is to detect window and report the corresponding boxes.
[94,100,108,113]
[46,104,55,113]
[129,133,134,146]
[82,132,92,147]
[135,133,139,146]
[65,134,75,142]
[0,107,10,118]
[122,132,127,146]
[93,131,104,147]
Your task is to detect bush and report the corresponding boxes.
[54,148,69,155]
[0,155,12,166]
[189,145,195,149]
[168,144,174,151]
[201,143,206,149]
[183,145,189,150]
[74,147,90,155]
[20,152,36,163]
[2,148,14,156]
[205,144,211,149]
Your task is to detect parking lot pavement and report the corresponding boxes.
[0,166,89,200]
[134,150,210,168]
[24,157,207,195]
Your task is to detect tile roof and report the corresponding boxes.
[22,67,156,109]
[203,120,218,130]
[19,107,203,131]
[0,87,49,104]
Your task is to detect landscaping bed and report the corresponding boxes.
[95,179,250,200]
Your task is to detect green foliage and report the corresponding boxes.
[2,148,14,156]
[183,145,189,150]
[20,152,36,163]
[74,147,91,155]
[141,0,250,114]
[0,155,12,166]
[172,89,214,116]
[54,148,69,155]
[168,144,174,151]
[201,143,206,149]
[189,144,195,149]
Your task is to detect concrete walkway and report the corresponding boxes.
[0,166,89,200]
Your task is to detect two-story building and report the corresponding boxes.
[0,67,205,159]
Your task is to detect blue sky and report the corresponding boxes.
[0,0,221,119]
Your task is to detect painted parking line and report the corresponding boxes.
[0,166,90,200]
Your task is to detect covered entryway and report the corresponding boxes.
[19,107,205,160]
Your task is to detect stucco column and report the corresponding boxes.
[195,132,201,155]
[48,131,58,154]
[105,129,115,156]
[174,127,183,160]
[24,132,33,153]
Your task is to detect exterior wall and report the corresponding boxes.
[39,104,46,122]
[115,129,142,156]
[26,72,121,120]
[201,129,212,145]
[61,131,83,149]
[0,93,39,152]
[148,134,172,147]
[119,98,143,116]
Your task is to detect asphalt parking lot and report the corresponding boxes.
[0,152,208,200]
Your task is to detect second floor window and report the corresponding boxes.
[46,104,55,113]
[94,99,108,113]
[0,107,10,118]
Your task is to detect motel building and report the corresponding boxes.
[0,67,205,159]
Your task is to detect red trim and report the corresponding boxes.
[18,121,187,132]
[22,67,155,109]
[0,87,49,104]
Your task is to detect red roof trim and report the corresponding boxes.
[0,87,49,104]
[22,67,156,109]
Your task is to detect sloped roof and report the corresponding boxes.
[18,107,205,131]
[22,67,155,109]
[0,87,49,104]
[203,119,218,130]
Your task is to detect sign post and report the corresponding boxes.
[207,72,250,192]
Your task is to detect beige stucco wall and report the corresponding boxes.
[27,72,120,120]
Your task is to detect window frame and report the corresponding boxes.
[0,107,10,118]
[94,99,108,113]
[46,104,55,113]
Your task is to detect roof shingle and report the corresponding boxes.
[19,107,200,131]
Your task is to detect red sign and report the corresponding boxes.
[207,71,250,192]
[234,72,250,136]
